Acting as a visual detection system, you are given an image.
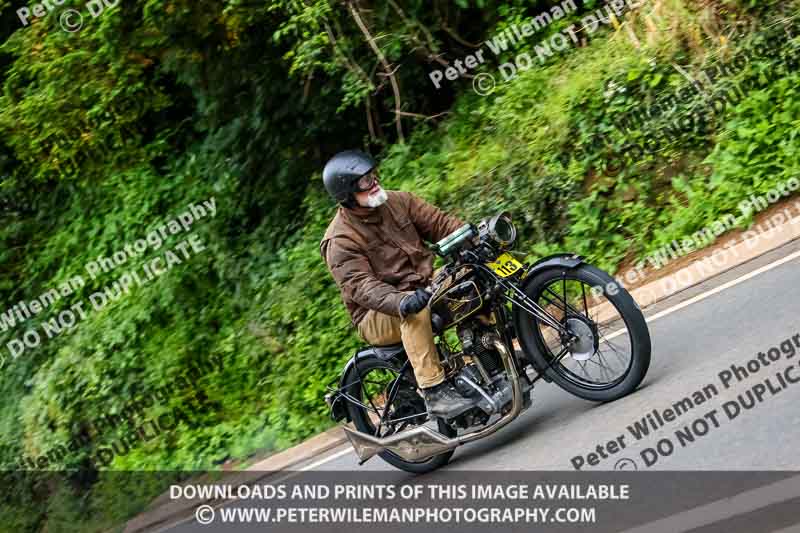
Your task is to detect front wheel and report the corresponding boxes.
[513,263,651,402]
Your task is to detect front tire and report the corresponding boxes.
[342,354,456,473]
[513,263,651,402]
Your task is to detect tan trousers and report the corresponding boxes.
[357,305,445,389]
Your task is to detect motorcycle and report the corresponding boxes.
[325,212,651,473]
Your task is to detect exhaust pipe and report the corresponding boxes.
[344,337,523,463]
[344,424,459,464]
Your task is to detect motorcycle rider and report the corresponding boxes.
[319,150,480,418]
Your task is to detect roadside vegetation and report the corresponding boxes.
[0,0,797,530]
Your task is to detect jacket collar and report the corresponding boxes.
[341,203,383,224]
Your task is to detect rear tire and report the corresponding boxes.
[513,264,651,402]
[343,354,456,474]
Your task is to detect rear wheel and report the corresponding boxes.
[513,264,651,402]
[343,354,456,473]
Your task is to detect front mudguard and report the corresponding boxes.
[522,253,583,280]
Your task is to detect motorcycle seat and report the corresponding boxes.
[370,343,405,358]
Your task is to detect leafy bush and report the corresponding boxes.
[0,0,798,530]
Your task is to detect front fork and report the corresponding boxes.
[492,278,577,385]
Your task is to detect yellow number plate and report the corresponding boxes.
[487,253,523,278]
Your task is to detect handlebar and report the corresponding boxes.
[433,224,476,257]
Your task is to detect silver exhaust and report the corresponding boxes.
[344,424,459,463]
[344,337,523,463]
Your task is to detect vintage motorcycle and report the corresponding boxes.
[325,213,651,473]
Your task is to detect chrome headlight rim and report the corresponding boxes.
[488,212,516,248]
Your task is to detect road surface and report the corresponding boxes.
[159,239,800,533]
[297,238,800,473]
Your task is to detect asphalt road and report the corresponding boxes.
[160,239,800,533]
[299,238,800,472]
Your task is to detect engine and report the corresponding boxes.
[457,324,504,378]
[446,322,533,428]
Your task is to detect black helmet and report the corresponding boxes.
[322,150,376,206]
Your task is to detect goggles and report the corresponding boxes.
[354,169,379,192]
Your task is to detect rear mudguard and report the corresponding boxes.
[331,345,407,423]
[515,253,584,380]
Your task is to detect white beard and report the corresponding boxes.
[364,187,388,208]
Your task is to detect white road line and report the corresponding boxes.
[283,447,353,478]
[151,248,800,532]
[602,249,800,341]
[150,448,358,533]
[767,524,800,533]
[645,249,800,323]
[620,474,800,533]
[312,249,800,470]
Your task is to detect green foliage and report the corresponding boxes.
[0,0,798,530]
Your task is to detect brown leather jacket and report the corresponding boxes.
[320,190,464,326]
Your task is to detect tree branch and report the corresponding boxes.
[348,0,405,143]
[386,0,449,67]
[440,22,481,49]
[365,94,378,141]
[393,110,450,122]
[324,21,373,90]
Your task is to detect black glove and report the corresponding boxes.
[399,288,432,318]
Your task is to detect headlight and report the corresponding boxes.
[488,212,516,248]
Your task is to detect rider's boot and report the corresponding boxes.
[422,380,479,418]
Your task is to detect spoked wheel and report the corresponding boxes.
[343,354,456,473]
[514,264,651,402]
